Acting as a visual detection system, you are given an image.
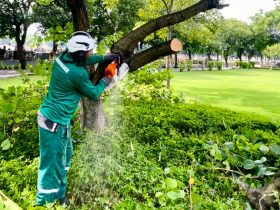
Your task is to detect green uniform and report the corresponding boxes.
[36,53,106,205]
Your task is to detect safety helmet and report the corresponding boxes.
[67,31,95,53]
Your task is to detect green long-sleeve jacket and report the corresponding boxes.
[40,53,106,125]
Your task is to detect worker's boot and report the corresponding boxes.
[59,196,70,206]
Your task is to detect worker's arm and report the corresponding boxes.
[86,53,120,66]
[70,69,106,101]
[86,55,104,66]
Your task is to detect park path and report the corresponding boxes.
[0,70,32,79]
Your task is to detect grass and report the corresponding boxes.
[172,69,280,122]
[0,76,42,90]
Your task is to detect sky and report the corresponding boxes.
[220,0,278,23]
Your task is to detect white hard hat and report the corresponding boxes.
[67,31,95,53]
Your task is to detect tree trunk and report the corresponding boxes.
[15,23,27,69]
[16,42,26,69]
[79,99,105,132]
[237,48,244,61]
[66,0,89,30]
[224,52,229,67]
[174,53,178,68]
[188,49,192,60]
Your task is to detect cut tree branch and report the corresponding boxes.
[129,38,182,71]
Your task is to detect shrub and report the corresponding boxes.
[68,99,280,209]
[249,61,256,68]
[186,60,192,71]
[216,61,223,70]
[0,62,51,160]
[119,68,184,103]
[179,60,186,72]
[179,60,192,72]
[207,61,215,71]
[0,157,38,208]
[236,61,251,69]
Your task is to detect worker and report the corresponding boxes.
[36,31,122,206]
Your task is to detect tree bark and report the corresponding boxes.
[15,24,27,69]
[241,171,280,210]
[188,49,192,60]
[66,0,89,30]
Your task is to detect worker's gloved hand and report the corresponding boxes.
[101,76,116,91]
[118,63,129,81]
[105,61,117,78]
[104,53,120,62]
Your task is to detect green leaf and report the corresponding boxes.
[167,191,178,200]
[259,145,269,152]
[210,145,223,161]
[2,103,16,114]
[0,132,4,141]
[164,167,171,175]
[15,117,21,124]
[254,157,267,164]
[224,142,233,150]
[270,144,280,155]
[263,171,275,176]
[155,192,164,198]
[257,165,267,176]
[165,178,177,189]
[1,139,11,150]
[243,159,255,170]
[177,190,185,199]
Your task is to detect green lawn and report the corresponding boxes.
[0,76,42,89]
[172,69,280,122]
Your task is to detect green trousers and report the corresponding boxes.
[36,124,73,206]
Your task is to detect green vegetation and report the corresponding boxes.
[0,76,42,90]
[68,69,280,209]
[172,69,280,122]
[0,65,279,209]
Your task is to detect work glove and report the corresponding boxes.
[117,63,129,81]
[104,53,120,62]
[101,76,116,91]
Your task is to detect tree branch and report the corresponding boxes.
[112,0,227,54]
[129,38,182,71]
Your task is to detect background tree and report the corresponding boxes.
[251,8,280,62]
[0,0,35,69]
[215,18,252,66]
[263,43,280,69]
[88,0,144,43]
[32,0,72,53]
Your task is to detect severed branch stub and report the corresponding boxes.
[129,38,182,71]
[243,171,280,210]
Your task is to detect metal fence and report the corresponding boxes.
[0,50,50,61]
